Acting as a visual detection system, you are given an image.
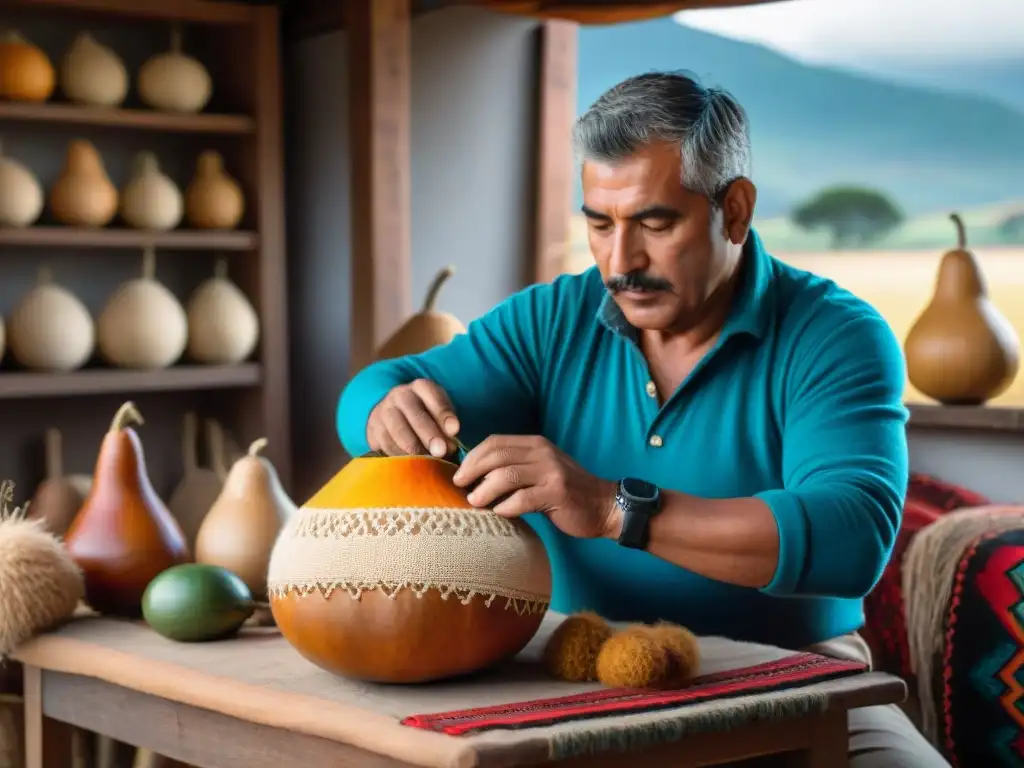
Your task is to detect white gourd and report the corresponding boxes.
[7,267,95,372]
[120,151,183,231]
[186,258,259,364]
[0,140,43,227]
[137,23,212,114]
[97,246,187,370]
[59,32,128,107]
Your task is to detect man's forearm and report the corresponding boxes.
[605,490,780,589]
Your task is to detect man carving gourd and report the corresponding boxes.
[338,72,947,767]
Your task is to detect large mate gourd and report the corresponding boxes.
[904,213,1020,404]
[64,401,190,616]
[267,454,551,683]
[376,266,467,360]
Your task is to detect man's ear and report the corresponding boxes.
[721,177,757,245]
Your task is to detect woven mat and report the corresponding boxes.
[14,612,903,767]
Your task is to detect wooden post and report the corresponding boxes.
[346,0,413,374]
[533,20,578,284]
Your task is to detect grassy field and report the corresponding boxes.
[566,207,1024,407]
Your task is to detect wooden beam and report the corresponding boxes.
[346,0,414,374]
[532,20,578,284]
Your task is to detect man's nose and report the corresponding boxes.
[609,225,646,275]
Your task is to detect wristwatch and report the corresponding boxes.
[614,478,662,550]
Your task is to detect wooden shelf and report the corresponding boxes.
[4,0,256,25]
[0,364,262,399]
[0,101,254,134]
[0,227,258,250]
[908,403,1024,433]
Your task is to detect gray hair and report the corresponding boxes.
[572,71,751,201]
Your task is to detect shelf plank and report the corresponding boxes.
[0,364,262,399]
[4,0,255,25]
[0,101,254,134]
[907,403,1024,433]
[0,227,258,250]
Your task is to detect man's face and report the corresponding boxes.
[581,141,745,333]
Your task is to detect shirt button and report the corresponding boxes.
[649,435,663,448]
[645,380,657,398]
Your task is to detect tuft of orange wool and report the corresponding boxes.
[645,622,701,687]
[543,611,613,682]
[595,624,670,688]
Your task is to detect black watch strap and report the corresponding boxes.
[615,478,661,550]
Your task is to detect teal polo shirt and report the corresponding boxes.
[337,230,909,650]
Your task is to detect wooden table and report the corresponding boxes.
[15,616,907,768]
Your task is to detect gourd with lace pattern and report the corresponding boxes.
[267,452,551,683]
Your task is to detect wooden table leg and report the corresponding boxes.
[22,666,41,768]
[789,711,849,768]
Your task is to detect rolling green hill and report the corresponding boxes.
[577,19,1024,220]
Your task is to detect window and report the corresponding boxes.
[567,0,1024,405]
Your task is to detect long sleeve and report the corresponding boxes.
[336,281,556,458]
[756,307,909,599]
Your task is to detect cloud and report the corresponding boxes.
[675,0,1021,64]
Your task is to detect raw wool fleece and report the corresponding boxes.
[267,506,552,615]
[0,513,84,656]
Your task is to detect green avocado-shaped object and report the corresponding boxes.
[142,563,255,642]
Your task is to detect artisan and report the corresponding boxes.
[337,72,947,766]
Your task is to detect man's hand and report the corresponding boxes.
[452,435,620,540]
[367,379,460,457]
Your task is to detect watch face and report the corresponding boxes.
[621,478,658,501]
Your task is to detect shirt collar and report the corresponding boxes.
[597,227,777,342]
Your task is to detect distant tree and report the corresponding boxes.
[791,186,904,249]
[999,211,1024,243]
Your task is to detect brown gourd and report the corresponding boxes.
[166,411,223,550]
[376,266,467,360]
[49,139,118,228]
[195,438,295,601]
[63,401,191,617]
[0,31,55,102]
[267,453,551,683]
[27,428,91,538]
[904,213,1021,405]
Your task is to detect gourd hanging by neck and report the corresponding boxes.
[904,213,1020,404]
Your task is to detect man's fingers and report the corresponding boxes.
[492,489,536,519]
[454,435,538,487]
[396,389,450,457]
[380,403,427,455]
[411,379,460,436]
[466,464,536,508]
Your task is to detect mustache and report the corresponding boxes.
[605,271,673,294]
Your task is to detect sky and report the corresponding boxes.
[675,0,1022,66]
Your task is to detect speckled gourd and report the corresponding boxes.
[267,453,551,683]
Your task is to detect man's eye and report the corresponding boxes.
[643,220,672,232]
[588,221,613,233]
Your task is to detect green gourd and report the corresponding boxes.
[142,563,258,642]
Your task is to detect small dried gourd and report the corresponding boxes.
[97,246,187,370]
[27,428,89,539]
[7,267,95,372]
[376,266,467,360]
[0,31,55,102]
[904,213,1021,404]
[185,151,244,229]
[59,32,128,107]
[137,23,212,114]
[196,438,295,600]
[0,139,43,227]
[120,151,183,231]
[49,139,118,228]
[186,259,259,364]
